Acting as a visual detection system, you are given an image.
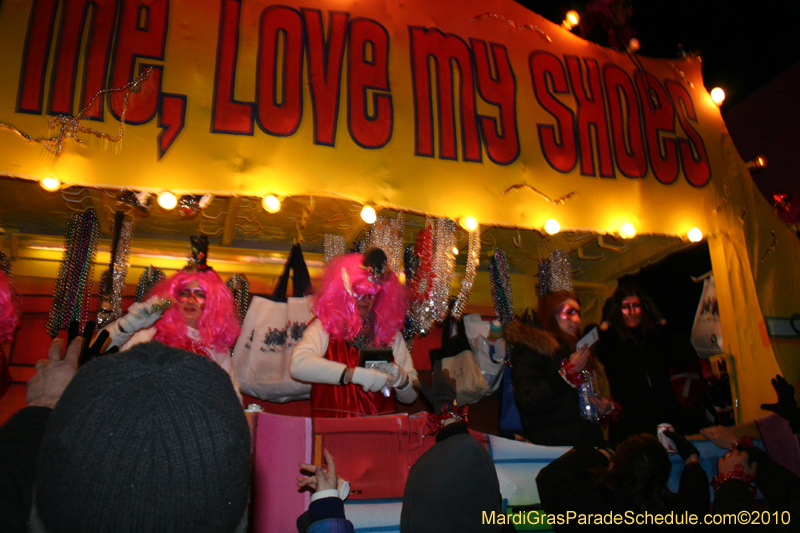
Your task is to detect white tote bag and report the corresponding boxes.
[232,295,314,402]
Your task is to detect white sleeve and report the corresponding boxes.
[117,327,157,352]
[392,332,419,404]
[289,320,348,385]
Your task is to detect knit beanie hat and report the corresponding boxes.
[33,342,251,533]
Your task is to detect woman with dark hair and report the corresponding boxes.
[536,432,709,532]
[597,284,698,442]
[505,291,609,446]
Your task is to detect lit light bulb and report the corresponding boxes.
[746,156,767,172]
[544,219,561,235]
[710,87,725,106]
[459,216,478,231]
[452,246,459,255]
[562,10,580,30]
[262,195,281,214]
[619,222,637,239]
[361,205,377,224]
[626,38,640,53]
[157,191,177,210]
[40,176,61,192]
[688,228,703,242]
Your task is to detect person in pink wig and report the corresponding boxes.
[104,237,240,379]
[291,249,418,417]
[1,271,22,398]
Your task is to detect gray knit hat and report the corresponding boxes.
[33,342,251,533]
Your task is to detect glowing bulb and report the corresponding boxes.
[562,10,580,30]
[710,87,725,106]
[626,38,640,53]
[459,216,478,231]
[688,228,703,242]
[747,156,767,172]
[544,219,561,235]
[452,246,459,255]
[361,205,377,224]
[262,194,281,213]
[157,191,177,210]
[619,222,637,239]
[40,176,61,192]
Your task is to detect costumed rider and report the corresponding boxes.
[103,236,241,386]
[290,249,418,418]
[596,284,699,442]
[504,251,616,446]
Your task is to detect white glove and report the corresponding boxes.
[351,367,392,393]
[387,363,409,389]
[105,297,167,347]
[118,297,167,333]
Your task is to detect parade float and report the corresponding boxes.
[2,0,799,529]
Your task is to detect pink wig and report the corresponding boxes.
[0,272,21,344]
[314,252,407,345]
[147,269,240,352]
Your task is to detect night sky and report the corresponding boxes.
[516,1,799,109]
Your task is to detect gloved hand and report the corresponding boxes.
[663,430,699,462]
[387,363,410,389]
[351,367,392,393]
[118,297,168,333]
[761,375,800,432]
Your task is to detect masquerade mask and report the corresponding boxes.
[177,287,206,303]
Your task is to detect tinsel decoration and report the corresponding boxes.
[489,249,514,325]
[226,273,251,325]
[323,234,346,265]
[0,68,154,156]
[45,209,100,337]
[451,226,481,321]
[404,223,436,340]
[0,251,11,276]
[538,249,573,297]
[135,267,166,302]
[367,213,404,273]
[431,218,457,322]
[96,212,133,328]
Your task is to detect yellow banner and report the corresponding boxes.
[1,0,725,238]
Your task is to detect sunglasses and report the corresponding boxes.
[177,288,206,302]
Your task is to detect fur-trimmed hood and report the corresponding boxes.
[504,318,560,355]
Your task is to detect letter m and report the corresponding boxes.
[409,27,480,162]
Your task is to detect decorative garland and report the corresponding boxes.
[323,234,345,265]
[451,225,480,321]
[404,223,436,340]
[431,218,456,322]
[367,214,404,273]
[226,273,251,325]
[0,68,154,156]
[135,267,166,302]
[45,209,100,337]
[489,249,514,325]
[97,212,133,328]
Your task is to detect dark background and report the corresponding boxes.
[516,0,799,110]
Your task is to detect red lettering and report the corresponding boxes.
[212,0,254,135]
[409,27,480,161]
[348,18,392,148]
[304,9,348,146]
[17,0,59,113]
[530,51,576,173]
[109,0,168,124]
[603,64,647,178]
[49,0,118,118]
[566,56,613,177]
[471,39,519,165]
[635,71,679,184]
[257,6,304,136]
[666,80,711,187]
